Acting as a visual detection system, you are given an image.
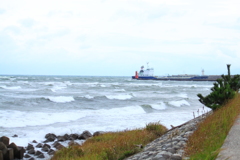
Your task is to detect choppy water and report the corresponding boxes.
[0,75,212,149]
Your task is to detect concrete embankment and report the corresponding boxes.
[125,113,211,160]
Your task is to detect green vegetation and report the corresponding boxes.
[184,93,240,159]
[197,66,240,110]
[51,122,167,160]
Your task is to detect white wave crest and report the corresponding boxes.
[84,95,94,99]
[114,89,126,92]
[0,110,86,128]
[106,94,132,100]
[151,102,167,110]
[47,96,75,103]
[169,100,190,107]
[0,86,22,90]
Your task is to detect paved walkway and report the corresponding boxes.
[216,115,240,160]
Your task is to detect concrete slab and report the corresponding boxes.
[216,115,240,160]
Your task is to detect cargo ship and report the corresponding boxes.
[132,65,221,81]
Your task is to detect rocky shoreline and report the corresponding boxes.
[0,112,210,160]
[0,130,103,160]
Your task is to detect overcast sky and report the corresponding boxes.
[0,0,240,76]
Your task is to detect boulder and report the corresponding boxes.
[16,147,25,159]
[48,149,55,155]
[54,143,64,150]
[0,142,7,154]
[78,130,92,140]
[41,143,51,152]
[36,143,43,148]
[12,135,18,138]
[27,149,35,154]
[57,136,66,141]
[29,157,35,160]
[41,146,49,152]
[35,150,43,156]
[26,143,34,150]
[45,133,57,142]
[24,154,31,158]
[43,143,51,149]
[68,141,80,146]
[93,131,104,137]
[3,148,14,160]
[0,136,10,146]
[69,134,79,140]
[64,134,70,140]
[37,153,45,158]
[171,154,182,160]
[0,150,3,160]
[32,140,38,143]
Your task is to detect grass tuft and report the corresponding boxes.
[51,122,167,160]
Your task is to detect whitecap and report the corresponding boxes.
[0,110,86,128]
[46,96,75,103]
[151,102,167,110]
[106,94,132,100]
[84,95,94,99]
[169,100,190,107]
[0,86,22,90]
[114,89,126,92]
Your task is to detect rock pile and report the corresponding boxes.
[0,130,102,160]
[125,113,211,160]
[0,136,25,160]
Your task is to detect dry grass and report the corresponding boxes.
[51,122,167,160]
[184,93,240,160]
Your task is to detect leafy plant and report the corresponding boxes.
[197,70,240,110]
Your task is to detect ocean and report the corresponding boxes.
[0,75,212,156]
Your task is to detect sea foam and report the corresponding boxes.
[106,94,132,100]
[169,100,190,107]
[46,96,75,103]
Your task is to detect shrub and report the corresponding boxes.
[197,74,240,110]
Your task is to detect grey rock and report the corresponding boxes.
[153,153,167,160]
[37,153,45,158]
[167,148,176,154]
[48,149,55,155]
[69,134,79,140]
[171,154,182,160]
[32,140,38,143]
[26,143,34,150]
[0,136,9,146]
[93,131,105,137]
[0,142,7,154]
[35,150,43,156]
[27,148,35,154]
[57,136,66,141]
[64,134,70,140]
[78,130,92,140]
[41,146,49,152]
[45,133,57,142]
[24,154,31,158]
[43,143,51,149]
[36,143,43,148]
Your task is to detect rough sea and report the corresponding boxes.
[0,75,212,152]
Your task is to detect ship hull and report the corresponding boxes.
[132,75,221,81]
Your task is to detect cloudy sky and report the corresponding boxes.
[0,0,240,76]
